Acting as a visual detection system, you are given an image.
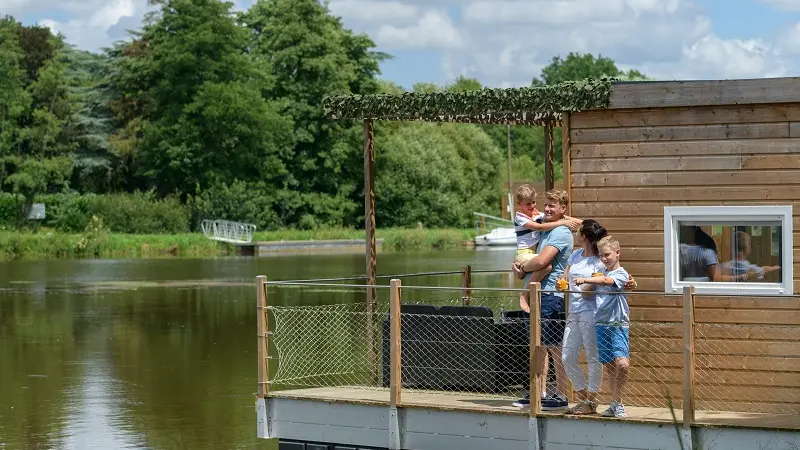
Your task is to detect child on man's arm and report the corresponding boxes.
[513,184,581,312]
[574,235,630,418]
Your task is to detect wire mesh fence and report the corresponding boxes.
[260,277,800,424]
[267,297,390,391]
[395,291,529,400]
[695,322,800,415]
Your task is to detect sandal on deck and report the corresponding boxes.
[567,399,597,415]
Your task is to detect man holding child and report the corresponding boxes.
[511,189,574,409]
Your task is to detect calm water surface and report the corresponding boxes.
[0,248,516,449]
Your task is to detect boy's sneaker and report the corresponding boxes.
[541,393,569,411]
[601,401,627,418]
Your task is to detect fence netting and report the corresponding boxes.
[268,301,389,390]
[265,284,800,419]
[695,322,800,415]
[397,292,528,399]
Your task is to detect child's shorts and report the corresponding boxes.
[595,323,629,364]
[514,246,537,266]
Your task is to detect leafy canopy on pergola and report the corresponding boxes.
[322,78,612,125]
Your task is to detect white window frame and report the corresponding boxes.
[663,205,793,296]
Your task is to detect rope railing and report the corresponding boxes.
[267,267,513,285]
[256,273,800,429]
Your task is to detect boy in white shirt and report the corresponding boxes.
[574,235,630,418]
[513,184,581,311]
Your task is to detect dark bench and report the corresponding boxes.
[381,304,529,392]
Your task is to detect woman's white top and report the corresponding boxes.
[567,248,606,315]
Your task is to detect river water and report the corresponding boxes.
[0,248,518,449]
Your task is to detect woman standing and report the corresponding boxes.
[560,219,607,415]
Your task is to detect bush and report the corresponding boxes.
[187,180,280,231]
[0,191,190,234]
[90,192,189,234]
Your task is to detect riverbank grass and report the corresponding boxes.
[0,227,477,260]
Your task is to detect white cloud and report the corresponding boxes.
[463,1,627,25]
[334,0,796,87]
[781,22,800,54]
[376,10,463,49]
[13,0,800,87]
[329,0,420,23]
[682,35,775,78]
[28,0,149,52]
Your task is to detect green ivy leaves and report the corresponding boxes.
[322,78,612,123]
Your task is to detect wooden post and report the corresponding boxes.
[507,125,514,217]
[544,122,554,192]
[390,279,402,406]
[683,286,696,427]
[462,265,472,306]
[257,275,269,398]
[561,112,572,216]
[529,281,542,417]
[364,119,378,383]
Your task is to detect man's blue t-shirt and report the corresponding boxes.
[525,225,573,298]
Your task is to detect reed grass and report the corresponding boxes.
[0,227,478,260]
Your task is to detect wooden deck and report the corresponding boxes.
[269,386,800,431]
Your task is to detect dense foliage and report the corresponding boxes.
[323,78,612,122]
[0,1,646,233]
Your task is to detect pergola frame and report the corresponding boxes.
[322,79,614,360]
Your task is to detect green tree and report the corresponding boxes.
[532,52,649,85]
[0,17,30,157]
[16,24,56,84]
[241,0,387,227]
[110,0,294,197]
[376,122,503,228]
[63,47,117,192]
[0,19,74,222]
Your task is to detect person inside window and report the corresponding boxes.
[678,225,753,282]
[720,231,781,282]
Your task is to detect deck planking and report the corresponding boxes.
[268,386,800,431]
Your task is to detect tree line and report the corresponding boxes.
[0,0,649,232]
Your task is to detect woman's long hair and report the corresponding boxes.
[579,219,608,255]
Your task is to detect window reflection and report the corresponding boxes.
[678,223,783,283]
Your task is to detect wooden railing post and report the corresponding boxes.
[529,281,542,416]
[257,275,269,398]
[389,279,402,406]
[683,286,696,427]
[462,265,472,306]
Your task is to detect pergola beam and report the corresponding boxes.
[323,78,613,124]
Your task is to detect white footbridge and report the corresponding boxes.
[201,219,256,244]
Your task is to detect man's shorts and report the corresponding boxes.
[595,324,630,364]
[514,246,537,266]
[540,293,565,347]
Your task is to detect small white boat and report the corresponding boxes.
[474,227,517,247]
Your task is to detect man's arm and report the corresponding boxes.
[521,216,582,233]
[524,245,559,271]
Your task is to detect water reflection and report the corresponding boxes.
[0,249,515,449]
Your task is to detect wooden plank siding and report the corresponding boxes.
[608,78,800,109]
[567,103,800,413]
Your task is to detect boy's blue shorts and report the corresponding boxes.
[595,324,629,364]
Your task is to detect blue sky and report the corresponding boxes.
[7,0,800,88]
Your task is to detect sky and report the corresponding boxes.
[4,0,800,89]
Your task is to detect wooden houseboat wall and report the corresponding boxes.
[565,79,800,412]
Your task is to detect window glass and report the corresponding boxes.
[676,221,783,284]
